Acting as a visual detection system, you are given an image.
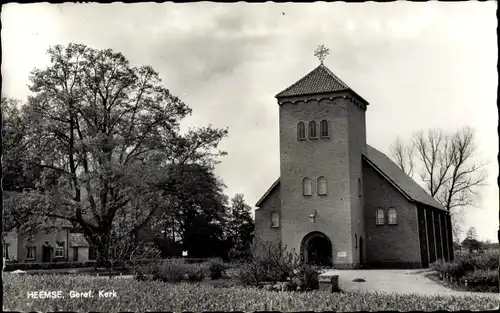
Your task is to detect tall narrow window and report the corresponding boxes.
[26,246,36,260]
[358,178,362,198]
[355,234,358,249]
[3,243,10,259]
[55,241,65,258]
[270,212,280,228]
[308,121,317,139]
[376,209,385,225]
[320,120,329,138]
[302,177,312,196]
[388,208,397,225]
[317,176,327,195]
[297,122,306,140]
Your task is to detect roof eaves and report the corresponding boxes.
[255,178,280,208]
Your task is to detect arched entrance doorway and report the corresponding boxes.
[301,232,332,266]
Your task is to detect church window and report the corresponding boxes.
[354,234,358,249]
[376,209,385,225]
[297,122,306,140]
[388,208,397,225]
[358,178,362,198]
[317,176,327,195]
[302,177,312,196]
[308,121,317,139]
[270,212,280,228]
[320,120,329,138]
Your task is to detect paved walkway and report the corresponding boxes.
[320,269,499,299]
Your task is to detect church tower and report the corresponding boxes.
[275,46,369,268]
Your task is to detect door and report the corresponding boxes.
[42,246,52,263]
[359,237,364,268]
[73,247,79,262]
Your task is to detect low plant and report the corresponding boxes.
[184,264,206,282]
[3,273,497,312]
[474,252,499,271]
[207,258,227,280]
[156,259,186,283]
[238,240,320,291]
[293,263,319,291]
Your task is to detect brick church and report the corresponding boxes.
[254,56,454,269]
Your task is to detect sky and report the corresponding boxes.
[1,2,498,242]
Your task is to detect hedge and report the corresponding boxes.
[430,252,499,292]
[4,261,98,271]
[4,273,497,312]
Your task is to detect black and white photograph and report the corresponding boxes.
[1,2,498,312]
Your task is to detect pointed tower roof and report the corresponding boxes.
[275,64,368,104]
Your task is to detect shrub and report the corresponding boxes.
[184,264,206,282]
[430,260,446,275]
[4,261,98,271]
[238,240,320,291]
[463,270,499,292]
[474,252,499,271]
[155,259,185,283]
[293,263,319,291]
[455,254,477,274]
[207,258,227,280]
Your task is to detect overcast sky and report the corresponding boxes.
[2,2,497,241]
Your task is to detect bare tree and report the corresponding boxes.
[390,137,415,178]
[390,127,487,240]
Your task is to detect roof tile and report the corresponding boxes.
[275,64,350,98]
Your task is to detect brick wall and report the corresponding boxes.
[278,92,362,266]
[254,185,282,246]
[347,97,367,267]
[362,161,422,268]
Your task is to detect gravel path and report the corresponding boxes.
[320,269,499,299]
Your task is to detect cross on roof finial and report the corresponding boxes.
[314,44,330,64]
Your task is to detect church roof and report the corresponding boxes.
[363,145,446,211]
[275,64,368,104]
[255,178,280,207]
[255,145,446,211]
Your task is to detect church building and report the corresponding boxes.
[254,50,454,269]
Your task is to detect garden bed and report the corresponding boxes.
[4,273,497,312]
[429,252,499,293]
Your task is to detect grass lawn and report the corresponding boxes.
[4,273,498,312]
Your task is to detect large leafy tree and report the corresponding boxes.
[8,43,227,260]
[151,163,229,258]
[225,193,255,260]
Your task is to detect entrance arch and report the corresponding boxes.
[300,232,332,266]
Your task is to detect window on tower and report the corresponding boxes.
[358,178,362,198]
[317,176,327,195]
[302,177,312,196]
[320,120,329,138]
[270,212,280,228]
[376,209,385,225]
[388,208,397,225]
[297,122,306,140]
[308,121,317,139]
